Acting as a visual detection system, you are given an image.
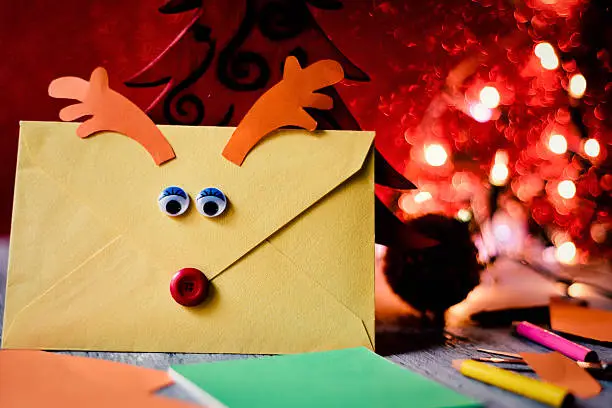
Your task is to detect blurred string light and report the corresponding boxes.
[493,223,512,243]
[534,42,559,70]
[567,283,587,298]
[541,55,559,70]
[548,133,567,154]
[584,138,600,158]
[489,150,509,186]
[373,1,611,259]
[534,42,554,59]
[414,191,432,203]
[565,280,612,309]
[565,283,612,309]
[558,180,576,199]
[490,164,509,186]
[479,86,501,109]
[469,102,493,123]
[556,241,577,264]
[569,74,586,98]
[456,208,472,222]
[590,223,608,243]
[424,143,448,166]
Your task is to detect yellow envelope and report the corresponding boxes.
[2,121,374,353]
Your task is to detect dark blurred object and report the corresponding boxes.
[471,307,550,327]
[375,149,416,191]
[383,214,482,327]
[375,198,439,251]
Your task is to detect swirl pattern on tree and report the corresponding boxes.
[125,0,369,128]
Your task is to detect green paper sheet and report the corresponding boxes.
[169,347,481,408]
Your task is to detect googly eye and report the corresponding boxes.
[196,187,227,218]
[158,186,190,217]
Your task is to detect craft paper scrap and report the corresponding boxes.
[169,347,481,408]
[549,298,612,343]
[0,350,172,392]
[520,352,601,399]
[3,122,374,353]
[0,350,196,408]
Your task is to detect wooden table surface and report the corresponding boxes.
[1,237,610,407]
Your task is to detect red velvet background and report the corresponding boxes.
[0,0,391,234]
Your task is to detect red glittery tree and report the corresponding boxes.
[125,0,368,129]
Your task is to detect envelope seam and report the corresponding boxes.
[264,238,374,348]
[3,234,124,340]
[208,153,373,282]
[360,319,375,350]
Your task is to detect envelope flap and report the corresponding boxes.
[20,122,374,278]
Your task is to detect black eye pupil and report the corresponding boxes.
[166,200,182,215]
[203,201,219,216]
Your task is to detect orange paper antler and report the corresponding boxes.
[222,56,344,165]
[49,67,176,165]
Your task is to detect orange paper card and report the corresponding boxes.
[550,298,612,343]
[0,350,195,408]
[520,352,601,399]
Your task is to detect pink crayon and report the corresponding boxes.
[514,321,599,362]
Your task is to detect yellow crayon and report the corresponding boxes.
[453,360,573,407]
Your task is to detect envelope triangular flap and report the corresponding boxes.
[17,121,373,281]
[3,233,372,352]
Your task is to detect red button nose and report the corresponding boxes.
[170,268,209,307]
